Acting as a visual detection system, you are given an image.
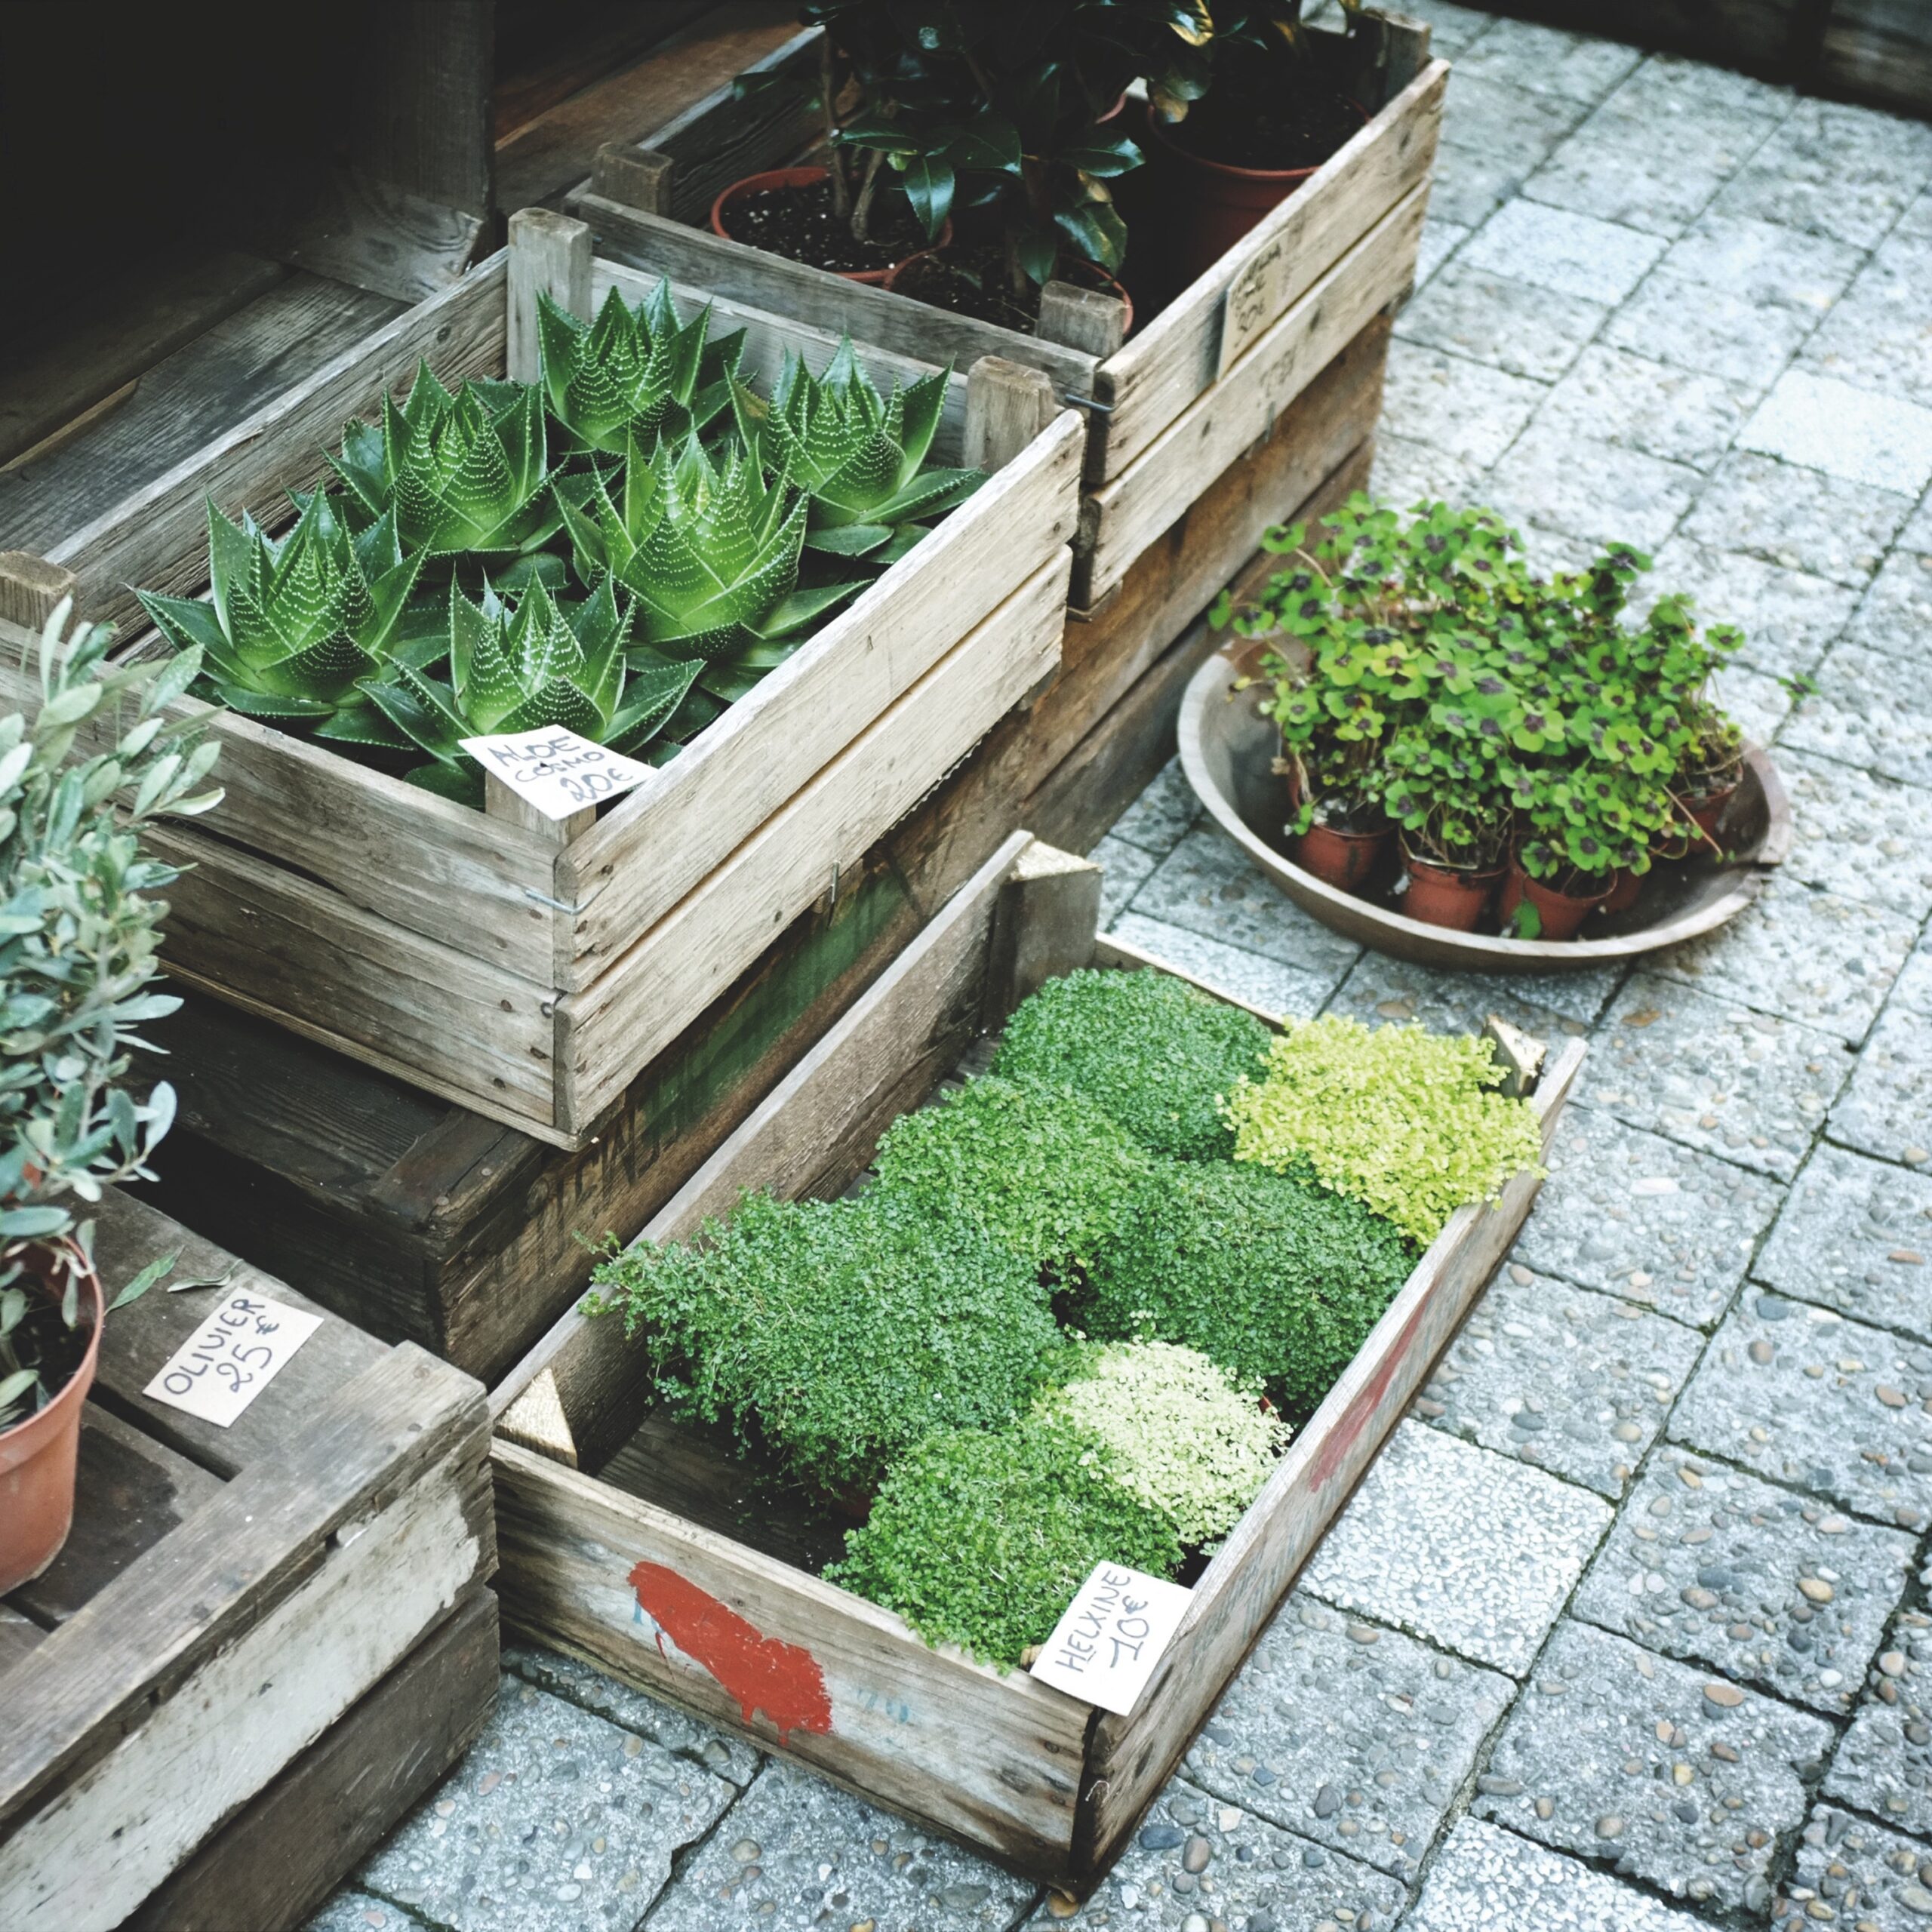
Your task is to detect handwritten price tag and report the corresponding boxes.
[460,727,654,820]
[142,1289,323,1428]
[1029,1562,1192,1715]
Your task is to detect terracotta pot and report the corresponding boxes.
[1401,848,1502,931]
[711,167,951,283]
[1685,777,1741,848]
[1294,820,1392,895]
[1498,858,1611,943]
[882,251,1134,335]
[1600,866,1644,915]
[0,1259,102,1595]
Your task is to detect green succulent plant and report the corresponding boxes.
[137,493,426,726]
[359,574,701,802]
[537,283,745,456]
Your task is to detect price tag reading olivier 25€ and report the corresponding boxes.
[143,1288,324,1428]
[460,727,654,820]
[1028,1563,1193,1716]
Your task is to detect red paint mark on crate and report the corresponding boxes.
[1309,1295,1432,1492]
[629,1561,833,1742]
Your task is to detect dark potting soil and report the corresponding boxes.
[11,1290,87,1412]
[892,245,1041,332]
[721,176,928,275]
[1165,69,1365,172]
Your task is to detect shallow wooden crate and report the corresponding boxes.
[485,831,1583,1885]
[0,1190,497,1932]
[0,211,1081,1149]
[568,10,1442,612]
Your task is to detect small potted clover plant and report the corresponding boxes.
[0,601,221,1593]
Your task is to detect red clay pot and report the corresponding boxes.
[1294,820,1393,895]
[1600,866,1644,915]
[1685,777,1741,848]
[1401,849,1503,931]
[1498,859,1611,942]
[711,167,951,283]
[0,1258,102,1595]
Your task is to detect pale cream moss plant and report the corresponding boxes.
[1220,1014,1545,1248]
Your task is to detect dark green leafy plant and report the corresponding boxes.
[992,967,1273,1160]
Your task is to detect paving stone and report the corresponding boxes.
[1462,198,1667,305]
[1714,661,1795,749]
[1638,538,1858,683]
[1415,1266,1703,1494]
[1394,258,1609,383]
[1903,485,1932,555]
[1783,641,1932,788]
[1756,1143,1932,1343]
[1518,1102,1784,1328]
[1678,452,1913,586]
[1654,209,1868,317]
[1742,368,1932,498]
[1452,17,1644,103]
[1801,195,1932,410]
[1368,431,1487,509]
[1609,51,1796,124]
[1301,1420,1612,1674]
[1514,522,1607,578]
[358,1676,734,1932]
[1426,143,1524,230]
[503,1646,761,1787]
[1185,1592,1513,1880]
[1109,755,1202,857]
[1324,947,1620,1036]
[1604,266,1821,389]
[1824,1607,1932,1838]
[1777,1804,1932,1932]
[1441,77,1592,182]
[1109,912,1337,1020]
[1832,946,1932,1168]
[1717,96,1932,250]
[1414,215,1469,288]
[1650,873,1915,1047]
[1472,1619,1834,1912]
[1762,751,1932,923]
[1386,0,1496,55]
[1407,1817,1723,1932]
[1093,835,1157,928]
[1131,828,1363,982]
[305,1897,424,1932]
[1571,1446,1916,1712]
[1534,343,1757,471]
[1028,1785,1407,1930]
[648,1761,1029,1932]
[1581,973,1843,1180]
[1382,339,1547,467]
[1484,421,1700,550]
[1669,1297,1932,1529]
[1845,548,1932,664]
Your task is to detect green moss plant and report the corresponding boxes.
[1222,1015,1545,1247]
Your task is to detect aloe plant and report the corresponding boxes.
[137,493,425,724]
[360,574,702,801]
[537,284,744,456]
[733,340,983,562]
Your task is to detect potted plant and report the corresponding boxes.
[1380,726,1511,929]
[0,601,223,1592]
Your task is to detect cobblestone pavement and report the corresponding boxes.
[315,9,1932,1928]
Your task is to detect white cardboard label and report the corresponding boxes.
[460,727,654,820]
[142,1288,323,1427]
[1029,1562,1192,1715]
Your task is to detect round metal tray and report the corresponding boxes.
[1177,641,1792,973]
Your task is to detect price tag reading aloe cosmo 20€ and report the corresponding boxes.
[1029,1563,1192,1715]
[460,727,654,820]
[143,1288,324,1428]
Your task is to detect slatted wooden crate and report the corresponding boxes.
[0,1189,497,1932]
[486,831,1582,1885]
[0,211,1081,1149]
[568,8,1444,612]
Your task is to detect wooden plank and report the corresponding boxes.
[494,0,718,138]
[1821,0,1932,114]
[592,143,675,214]
[270,171,489,306]
[0,555,76,630]
[123,1586,499,1932]
[0,1609,41,1678]
[1037,281,1130,361]
[494,1440,1089,1872]
[555,551,1069,1132]
[983,843,1103,1025]
[1074,1039,1587,1872]
[1080,183,1426,602]
[964,358,1060,472]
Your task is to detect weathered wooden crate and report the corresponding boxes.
[0,212,1081,1149]
[0,1189,497,1932]
[568,10,1444,611]
[486,831,1582,1885]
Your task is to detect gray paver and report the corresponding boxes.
[1783,641,1932,789]
[1533,343,1757,472]
[1570,1446,1916,1712]
[1581,974,1844,1180]
[1714,660,1795,748]
[1777,1805,1932,1932]
[1832,946,1932,1168]
[1415,1266,1703,1494]
[358,1677,735,1932]
[1669,1297,1932,1529]
[1757,1143,1932,1343]
[1803,195,1932,410]
[1825,1607,1932,1839]
[1324,948,1619,1036]
[1472,1619,1834,1912]
[1484,421,1699,550]
[1407,1817,1716,1932]
[1774,749,1932,920]
[1027,1784,1407,1931]
[1654,208,1866,315]
[1301,1420,1613,1674]
[1107,756,1201,858]
[1093,835,1157,928]
[1461,198,1666,305]
[1109,912,1336,1019]
[1516,1102,1784,1328]
[1426,140,1529,232]
[1185,1593,1514,1880]
[1903,485,1932,555]
[1394,258,1608,383]
[1605,267,1820,389]
[304,1897,424,1932]
[1742,368,1932,497]
[1368,430,1487,509]
[1381,338,1548,467]
[1640,537,1858,683]
[1440,76,1591,181]
[1416,216,1472,288]
[647,1761,1030,1932]
[1715,96,1932,249]
[1451,18,1643,103]
[1678,452,1913,586]
[1845,546,1932,663]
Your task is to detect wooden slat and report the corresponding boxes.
[270,171,489,306]
[1075,1039,1587,1871]
[555,551,1069,1132]
[983,843,1103,1025]
[494,1440,1089,1872]
[1079,180,1428,603]
[0,1609,42,1678]
[494,0,717,137]
[557,410,1082,979]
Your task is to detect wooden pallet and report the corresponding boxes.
[485,832,1583,1884]
[0,1191,497,1932]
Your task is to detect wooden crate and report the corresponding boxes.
[0,1189,497,1932]
[565,11,1442,611]
[485,831,1583,1885]
[0,211,1081,1149]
